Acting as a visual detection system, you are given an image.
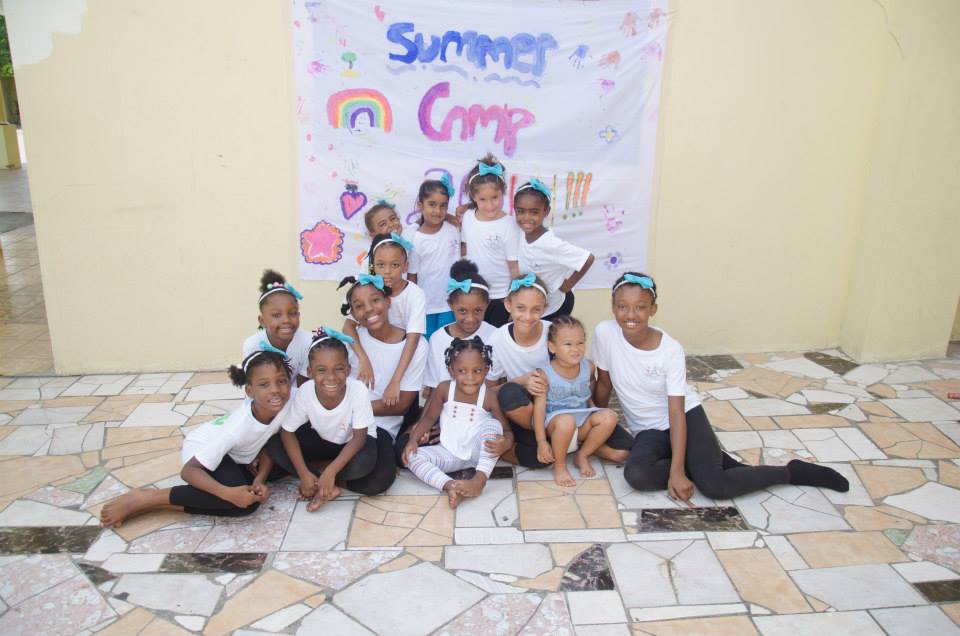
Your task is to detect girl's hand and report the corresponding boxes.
[423,422,441,445]
[536,440,556,465]
[357,358,375,390]
[525,370,548,397]
[485,434,512,456]
[402,438,419,466]
[297,476,318,501]
[250,479,271,501]
[227,485,261,509]
[455,202,475,223]
[316,472,337,501]
[667,472,695,508]
[382,379,401,407]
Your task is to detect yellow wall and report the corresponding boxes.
[6,0,959,373]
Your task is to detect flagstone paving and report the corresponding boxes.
[0,347,958,633]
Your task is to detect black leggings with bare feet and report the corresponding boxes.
[265,423,379,489]
[168,456,263,517]
[623,405,848,499]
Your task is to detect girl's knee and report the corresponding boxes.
[549,415,576,433]
[598,409,619,426]
[623,462,663,492]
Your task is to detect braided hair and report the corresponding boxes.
[444,336,493,368]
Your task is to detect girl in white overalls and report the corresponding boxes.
[402,337,513,508]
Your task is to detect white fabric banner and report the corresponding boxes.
[293,0,668,286]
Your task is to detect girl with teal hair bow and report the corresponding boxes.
[242,269,312,386]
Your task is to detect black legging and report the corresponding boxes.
[348,428,398,494]
[542,291,575,321]
[266,423,379,487]
[623,405,789,499]
[169,456,280,517]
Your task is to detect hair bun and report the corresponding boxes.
[259,269,287,294]
[450,259,480,281]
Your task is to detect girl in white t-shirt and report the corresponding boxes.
[457,154,520,327]
[402,337,512,508]
[407,176,460,338]
[242,269,311,385]
[341,274,429,487]
[266,328,383,511]
[362,201,421,278]
[514,180,595,320]
[592,272,849,505]
[101,350,291,527]
[424,259,498,398]
[343,234,426,409]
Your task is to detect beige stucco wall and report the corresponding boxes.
[5,0,959,373]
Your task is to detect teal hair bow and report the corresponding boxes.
[258,340,290,358]
[389,231,414,251]
[447,278,472,294]
[509,273,537,293]
[478,162,504,177]
[314,326,355,345]
[520,178,551,198]
[376,199,396,209]
[624,274,654,289]
[439,173,455,197]
[357,273,385,290]
[284,282,304,300]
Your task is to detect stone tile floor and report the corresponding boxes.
[0,350,958,634]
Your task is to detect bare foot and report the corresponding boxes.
[573,451,595,478]
[307,485,341,512]
[454,474,487,499]
[100,489,167,528]
[552,463,576,487]
[443,481,464,508]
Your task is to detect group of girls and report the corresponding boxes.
[100,157,850,527]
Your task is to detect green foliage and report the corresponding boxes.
[0,16,12,77]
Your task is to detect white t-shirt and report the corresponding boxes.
[351,327,429,439]
[409,223,461,313]
[590,320,702,434]
[425,322,498,388]
[388,282,427,335]
[242,329,311,380]
[282,377,376,444]
[181,402,283,470]
[517,230,591,316]
[488,320,551,381]
[461,210,520,299]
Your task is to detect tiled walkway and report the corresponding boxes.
[0,224,53,375]
[0,351,958,634]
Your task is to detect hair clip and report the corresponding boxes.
[439,174,455,198]
[517,178,551,199]
[357,273,385,290]
[447,278,490,296]
[509,273,548,297]
[311,326,355,349]
[613,273,657,299]
[259,280,303,304]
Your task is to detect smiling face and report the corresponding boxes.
[258,293,300,348]
[350,284,391,332]
[504,287,546,334]
[548,324,586,366]
[471,183,505,218]
[245,362,291,422]
[371,242,408,290]
[612,285,657,337]
[418,190,450,228]
[309,345,350,401]
[368,207,403,236]
[448,291,488,336]
[448,349,488,394]
[514,192,550,236]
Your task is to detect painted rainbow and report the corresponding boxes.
[326,88,393,132]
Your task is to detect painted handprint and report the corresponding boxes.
[598,51,621,69]
[648,8,667,29]
[568,44,590,70]
[621,12,639,36]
